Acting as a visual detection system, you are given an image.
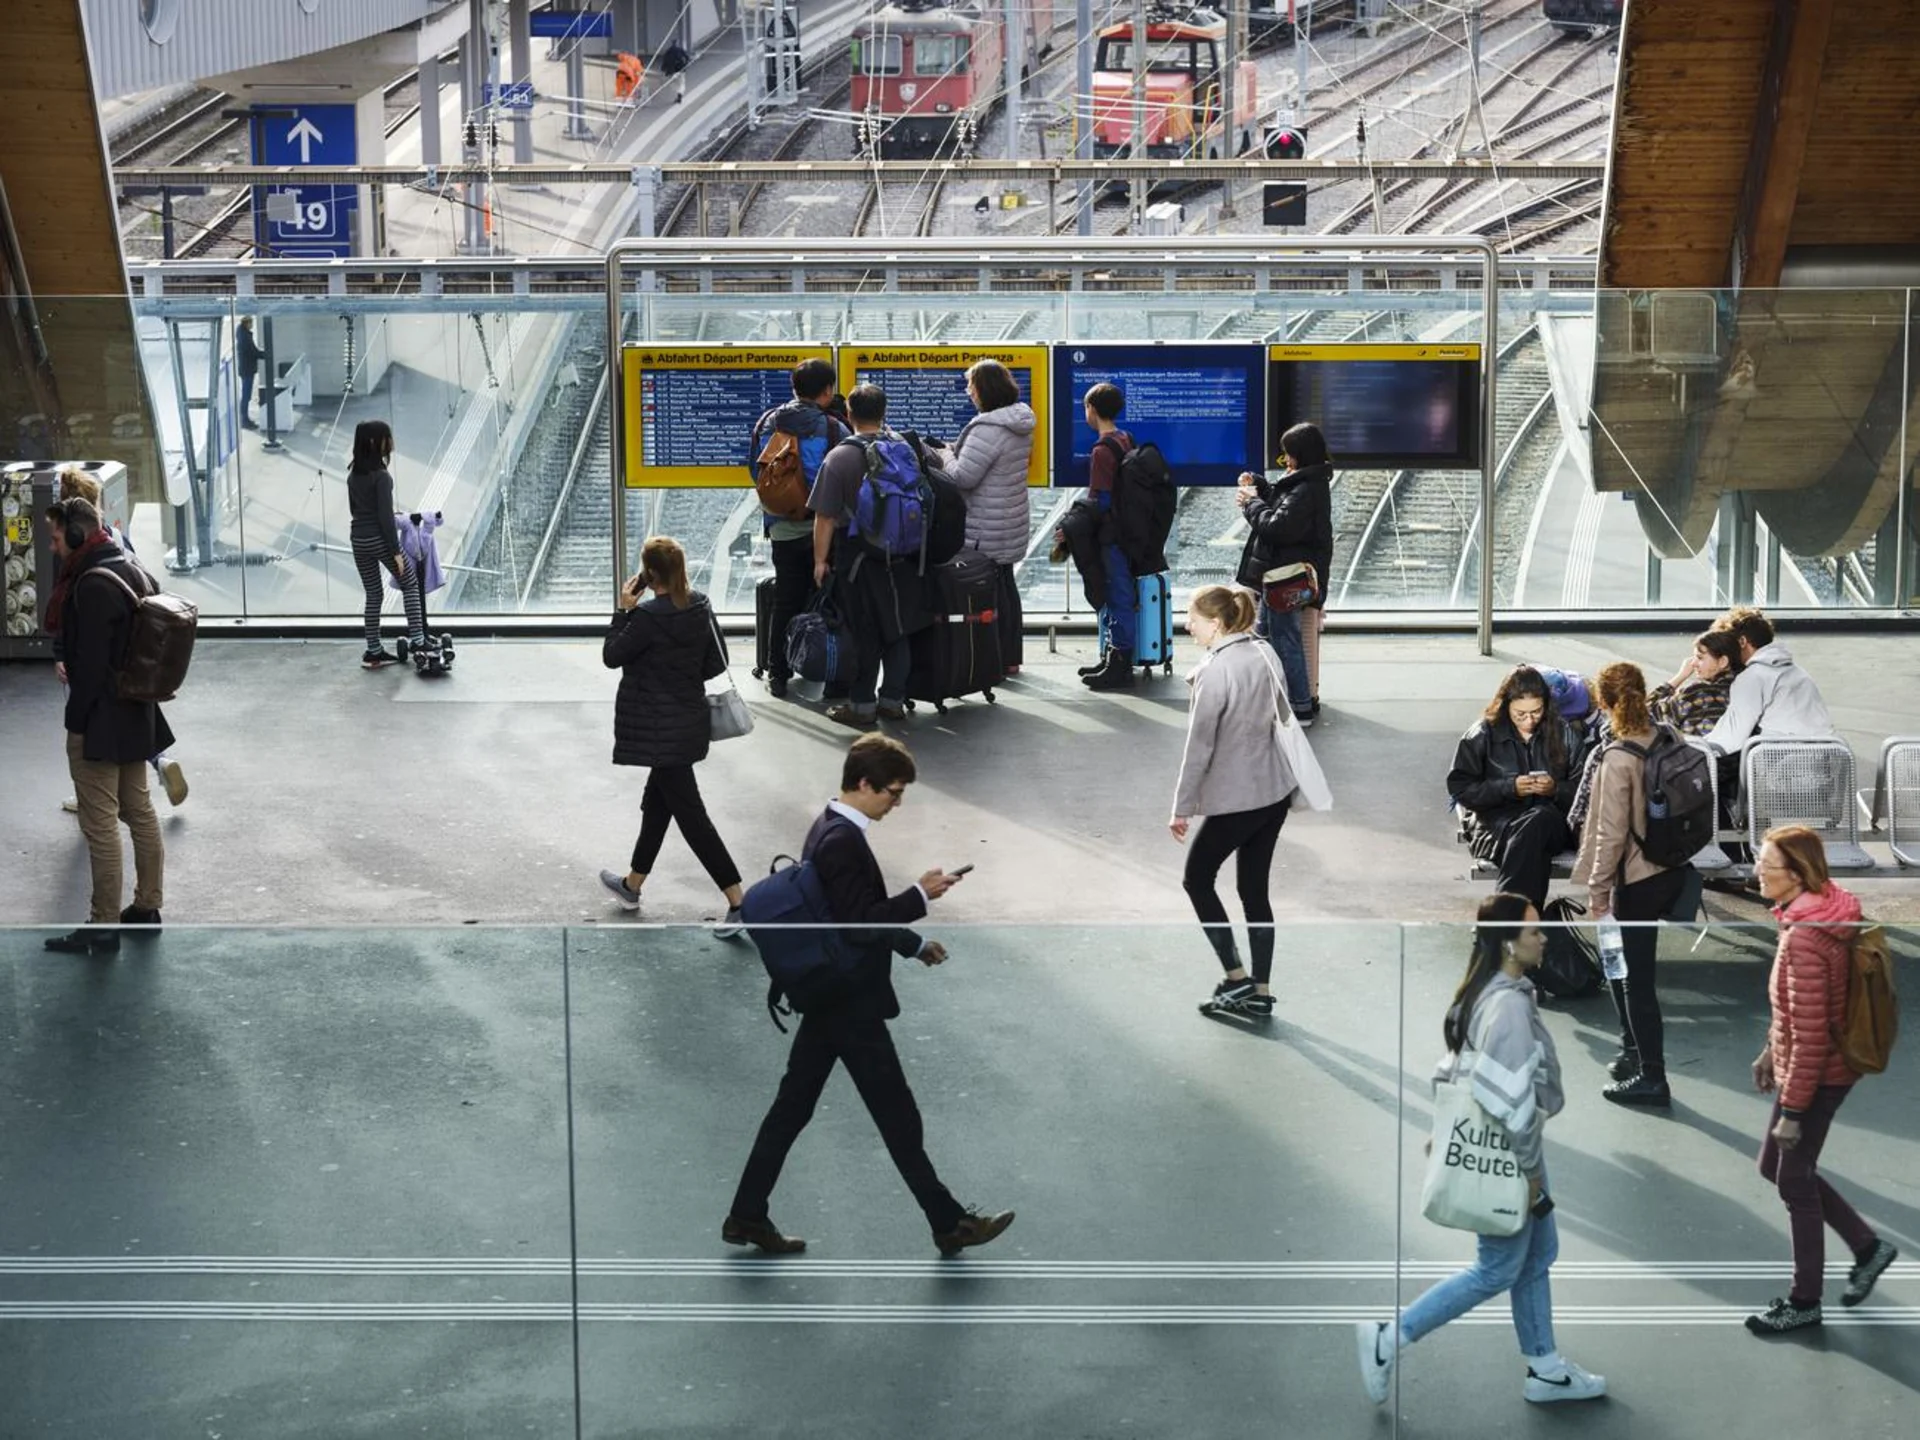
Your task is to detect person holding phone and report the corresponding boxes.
[725,735,1015,1258]
[1357,893,1606,1407]
[1235,421,1334,726]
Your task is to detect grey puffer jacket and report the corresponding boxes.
[937,402,1036,564]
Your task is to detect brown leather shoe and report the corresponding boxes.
[721,1215,807,1255]
[934,1208,1015,1257]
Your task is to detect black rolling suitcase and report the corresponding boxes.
[908,549,1004,713]
[751,574,778,679]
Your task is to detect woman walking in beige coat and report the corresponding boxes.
[1170,585,1302,1018]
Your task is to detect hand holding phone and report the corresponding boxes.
[947,863,974,878]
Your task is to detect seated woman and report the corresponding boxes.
[1449,666,1588,910]
[1650,628,1743,737]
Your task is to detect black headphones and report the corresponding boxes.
[49,501,86,553]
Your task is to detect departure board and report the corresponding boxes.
[839,346,1050,487]
[1051,344,1266,487]
[621,346,833,487]
[1267,343,1483,469]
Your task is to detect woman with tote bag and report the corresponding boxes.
[1357,892,1607,1409]
[598,537,749,935]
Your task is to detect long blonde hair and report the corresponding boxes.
[1189,584,1256,635]
[639,536,692,609]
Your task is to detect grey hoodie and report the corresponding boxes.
[1701,641,1834,753]
[935,402,1037,564]
[1432,972,1563,1178]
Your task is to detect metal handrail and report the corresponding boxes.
[605,233,1505,654]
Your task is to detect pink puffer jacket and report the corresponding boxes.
[1768,883,1863,1113]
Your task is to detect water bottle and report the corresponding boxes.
[1597,915,1627,981]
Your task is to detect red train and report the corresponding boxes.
[852,1,1059,159]
[1092,6,1258,161]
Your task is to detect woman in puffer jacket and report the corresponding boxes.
[1745,825,1897,1335]
[924,359,1035,671]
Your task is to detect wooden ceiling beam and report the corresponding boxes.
[1735,0,1837,289]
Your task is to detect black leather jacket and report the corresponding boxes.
[1448,716,1587,852]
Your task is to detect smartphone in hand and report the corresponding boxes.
[947,863,975,877]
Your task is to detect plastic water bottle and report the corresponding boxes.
[1597,915,1627,981]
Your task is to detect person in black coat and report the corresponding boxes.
[235,318,263,429]
[598,537,746,928]
[1449,665,1588,911]
[1237,421,1334,725]
[724,735,1015,1258]
[45,498,169,955]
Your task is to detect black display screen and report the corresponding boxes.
[1266,347,1482,469]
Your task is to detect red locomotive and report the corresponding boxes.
[1092,5,1257,160]
[852,1,1059,159]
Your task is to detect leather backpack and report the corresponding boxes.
[83,565,198,703]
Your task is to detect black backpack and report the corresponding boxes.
[1614,725,1714,870]
[900,431,967,566]
[1536,897,1604,999]
[1100,435,1176,574]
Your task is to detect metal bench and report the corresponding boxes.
[1857,735,1920,869]
[1742,737,1876,872]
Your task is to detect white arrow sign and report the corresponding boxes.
[286,117,325,163]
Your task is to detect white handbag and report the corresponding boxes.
[1251,640,1333,812]
[1421,1054,1529,1237]
[705,613,754,742]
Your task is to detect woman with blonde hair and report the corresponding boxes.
[599,537,747,932]
[1745,825,1896,1335]
[1170,584,1300,1017]
[1573,662,1694,1108]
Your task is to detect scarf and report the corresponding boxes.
[43,530,114,635]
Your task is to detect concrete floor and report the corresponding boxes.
[2,631,1917,928]
[2,924,1914,1436]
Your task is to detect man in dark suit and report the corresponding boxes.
[725,735,1014,1257]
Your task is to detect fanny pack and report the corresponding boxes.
[1261,561,1317,613]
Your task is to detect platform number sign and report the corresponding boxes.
[251,103,358,259]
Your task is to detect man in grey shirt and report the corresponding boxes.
[809,384,929,727]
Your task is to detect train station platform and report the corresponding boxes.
[5,629,1918,929]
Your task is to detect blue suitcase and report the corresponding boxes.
[1101,572,1174,676]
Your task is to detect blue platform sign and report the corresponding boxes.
[530,10,613,39]
[251,103,358,259]
[484,80,536,112]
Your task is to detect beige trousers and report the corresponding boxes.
[67,731,164,922]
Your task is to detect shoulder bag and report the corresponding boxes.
[705,610,754,742]
[1420,1049,1529,1237]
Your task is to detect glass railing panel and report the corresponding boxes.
[566,921,1405,1437]
[0,925,580,1434]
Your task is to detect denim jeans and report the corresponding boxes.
[1259,599,1312,719]
[1094,493,1136,654]
[1399,1177,1559,1357]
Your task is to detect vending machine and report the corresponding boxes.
[1,461,131,661]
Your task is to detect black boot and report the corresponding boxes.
[1603,1068,1671,1107]
[44,927,121,956]
[1077,648,1111,677]
[1606,1048,1641,1082]
[1082,648,1136,691]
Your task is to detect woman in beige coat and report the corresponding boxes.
[1572,662,1694,1107]
[1170,585,1299,1018]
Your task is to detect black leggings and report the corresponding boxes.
[1607,865,1691,1077]
[632,764,741,891]
[352,531,425,650]
[1182,799,1291,983]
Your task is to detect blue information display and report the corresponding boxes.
[1051,344,1266,487]
[251,104,357,259]
[530,10,613,38]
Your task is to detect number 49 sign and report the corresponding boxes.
[252,104,358,259]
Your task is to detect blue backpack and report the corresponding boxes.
[784,582,856,688]
[844,432,930,560]
[739,821,862,1030]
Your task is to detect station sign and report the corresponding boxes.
[530,10,614,38]
[251,103,357,260]
[839,346,1051,488]
[485,81,536,113]
[622,346,833,487]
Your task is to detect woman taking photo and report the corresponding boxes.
[599,537,747,932]
[1358,892,1605,1407]
[1650,628,1744,736]
[1746,825,1896,1335]
[346,420,426,669]
[924,358,1036,672]
[1169,584,1300,1017]
[1448,666,1586,911]
[1236,421,1333,725]
[1573,662,1695,1108]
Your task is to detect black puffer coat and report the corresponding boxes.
[604,591,726,768]
[1236,461,1335,607]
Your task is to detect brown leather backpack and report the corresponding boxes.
[83,565,199,703]
[1833,925,1899,1076]
[755,429,812,520]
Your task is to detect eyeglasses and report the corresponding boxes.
[884,784,907,800]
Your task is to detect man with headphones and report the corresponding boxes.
[41,497,169,955]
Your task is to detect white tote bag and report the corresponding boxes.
[1421,1059,1528,1237]
[1252,641,1333,812]
[705,613,754,743]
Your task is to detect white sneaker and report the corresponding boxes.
[1524,1359,1606,1403]
[713,905,746,940]
[159,760,188,807]
[61,797,80,814]
[1356,1321,1395,1404]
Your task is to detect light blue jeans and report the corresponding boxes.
[1399,1180,1559,1357]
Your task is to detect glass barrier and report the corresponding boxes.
[4,287,1915,626]
[5,921,1913,1435]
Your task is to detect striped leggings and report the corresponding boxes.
[351,531,426,652]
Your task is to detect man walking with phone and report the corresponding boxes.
[724,734,1015,1257]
